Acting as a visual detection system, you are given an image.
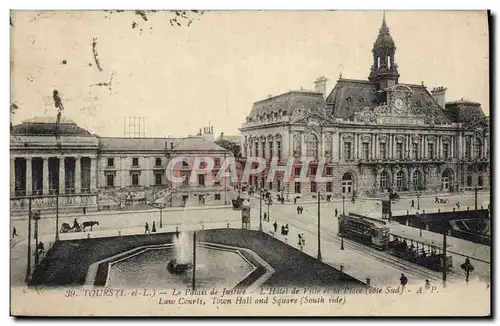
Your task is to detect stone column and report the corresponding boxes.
[353,133,358,159]
[10,157,15,196]
[75,156,81,193]
[339,133,343,160]
[90,157,97,192]
[26,157,32,196]
[374,134,378,159]
[59,157,66,194]
[42,157,49,195]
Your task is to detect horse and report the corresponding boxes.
[82,221,99,231]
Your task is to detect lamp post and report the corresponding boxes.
[417,191,421,211]
[317,192,322,261]
[342,195,345,216]
[25,197,32,283]
[33,211,41,265]
[474,186,478,211]
[266,197,273,222]
[259,189,263,231]
[55,190,60,242]
[442,231,447,288]
[192,231,196,290]
[159,204,163,228]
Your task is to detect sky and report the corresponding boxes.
[10,10,489,137]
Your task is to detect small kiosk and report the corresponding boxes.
[241,199,251,229]
[381,191,392,221]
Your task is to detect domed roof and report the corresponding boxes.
[373,15,395,50]
[11,116,93,136]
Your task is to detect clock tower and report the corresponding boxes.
[368,12,400,90]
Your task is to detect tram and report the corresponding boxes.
[338,213,390,249]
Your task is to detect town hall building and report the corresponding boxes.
[239,14,490,200]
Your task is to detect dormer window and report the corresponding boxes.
[347,97,352,103]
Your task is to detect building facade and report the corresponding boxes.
[11,121,234,214]
[239,16,490,200]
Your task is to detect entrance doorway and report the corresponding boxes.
[441,169,453,192]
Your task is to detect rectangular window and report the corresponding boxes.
[269,182,273,190]
[362,142,370,160]
[107,158,114,167]
[294,182,301,194]
[214,172,221,186]
[310,167,317,177]
[396,143,404,160]
[106,174,114,187]
[132,158,139,167]
[198,174,205,186]
[343,142,352,160]
[294,167,301,176]
[269,141,273,158]
[311,181,317,193]
[412,143,419,159]
[132,174,139,186]
[155,173,162,185]
[443,143,449,159]
[465,139,471,158]
[215,194,221,200]
[326,182,332,192]
[255,142,259,158]
[380,142,387,159]
[170,143,174,150]
[277,141,282,160]
[428,143,435,159]
[262,142,266,158]
[326,167,333,175]
[182,172,189,186]
[214,158,221,167]
[155,158,162,166]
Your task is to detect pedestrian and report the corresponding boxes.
[273,221,277,233]
[300,206,304,214]
[281,225,285,235]
[411,199,415,208]
[302,234,305,246]
[296,206,300,214]
[400,273,408,287]
[352,197,355,204]
[12,226,18,238]
[294,197,297,204]
[298,238,303,250]
[263,212,267,222]
[83,206,86,215]
[152,221,156,233]
[425,279,430,290]
[456,202,460,209]
[435,197,439,203]
[145,222,149,234]
[335,208,338,217]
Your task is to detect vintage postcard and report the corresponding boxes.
[9,10,491,317]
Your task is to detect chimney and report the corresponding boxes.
[314,76,328,98]
[431,86,447,108]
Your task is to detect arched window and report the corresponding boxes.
[380,171,389,190]
[412,170,421,190]
[474,138,483,158]
[306,134,319,159]
[341,173,353,194]
[396,170,404,191]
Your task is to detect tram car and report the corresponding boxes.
[338,213,390,249]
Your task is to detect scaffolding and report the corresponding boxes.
[123,116,146,138]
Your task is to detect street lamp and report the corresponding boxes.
[342,195,345,216]
[259,189,263,231]
[159,204,163,228]
[317,192,322,261]
[266,197,273,222]
[474,186,478,211]
[417,191,421,211]
[55,190,60,242]
[25,197,32,283]
[33,211,41,266]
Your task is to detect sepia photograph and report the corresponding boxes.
[8,9,491,317]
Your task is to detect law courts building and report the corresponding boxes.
[239,15,490,200]
[10,119,233,215]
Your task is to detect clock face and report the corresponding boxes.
[395,98,404,110]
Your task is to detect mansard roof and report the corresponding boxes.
[247,89,325,121]
[325,78,453,124]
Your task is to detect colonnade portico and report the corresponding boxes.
[11,155,97,197]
